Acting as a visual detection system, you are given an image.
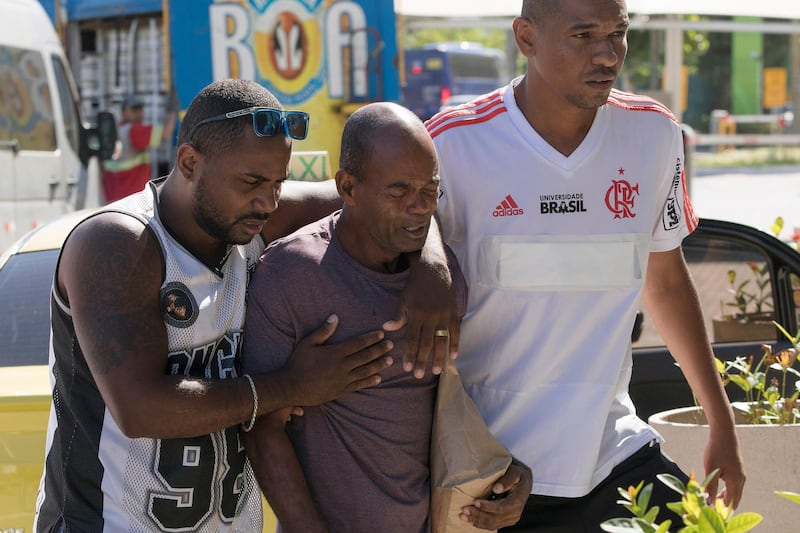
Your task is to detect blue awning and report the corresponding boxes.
[67,0,163,20]
[38,0,57,24]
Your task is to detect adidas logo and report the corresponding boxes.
[492,195,524,217]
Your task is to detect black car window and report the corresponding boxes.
[0,249,58,366]
[633,233,775,348]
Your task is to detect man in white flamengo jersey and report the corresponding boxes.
[426,1,746,531]
[34,79,459,532]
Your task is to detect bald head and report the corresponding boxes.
[335,102,440,270]
[339,102,433,180]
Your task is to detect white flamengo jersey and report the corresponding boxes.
[34,181,264,532]
[428,79,697,498]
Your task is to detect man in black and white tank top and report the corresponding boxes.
[34,79,460,532]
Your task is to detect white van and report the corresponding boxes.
[0,0,115,252]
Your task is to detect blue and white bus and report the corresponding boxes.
[401,42,505,121]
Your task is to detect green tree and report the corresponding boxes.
[404,28,506,51]
[624,16,711,92]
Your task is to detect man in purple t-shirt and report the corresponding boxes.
[241,102,466,532]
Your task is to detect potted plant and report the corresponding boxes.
[711,218,787,343]
[600,470,763,532]
[600,477,800,532]
[711,263,775,342]
[776,491,800,505]
[648,325,800,531]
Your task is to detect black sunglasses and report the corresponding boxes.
[186,107,309,141]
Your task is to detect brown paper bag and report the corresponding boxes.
[430,361,513,533]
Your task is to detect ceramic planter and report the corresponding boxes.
[649,406,800,532]
[711,314,775,343]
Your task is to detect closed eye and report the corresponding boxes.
[386,184,410,198]
[242,173,287,187]
[422,186,440,198]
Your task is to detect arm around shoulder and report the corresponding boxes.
[389,215,461,377]
[260,180,341,244]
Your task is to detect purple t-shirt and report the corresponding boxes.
[242,212,467,533]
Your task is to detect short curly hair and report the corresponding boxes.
[178,79,283,157]
[521,0,559,25]
[339,109,380,180]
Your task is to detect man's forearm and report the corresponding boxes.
[261,180,341,244]
[243,418,328,533]
[642,252,735,431]
[408,215,451,282]
[651,284,734,424]
[643,269,745,506]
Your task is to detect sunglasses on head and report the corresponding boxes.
[187,107,309,142]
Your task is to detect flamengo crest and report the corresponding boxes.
[605,168,639,219]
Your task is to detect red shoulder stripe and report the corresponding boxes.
[606,89,678,124]
[425,91,503,131]
[681,167,698,232]
[427,94,507,139]
[428,106,507,139]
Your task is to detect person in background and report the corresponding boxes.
[426,0,745,531]
[102,93,176,202]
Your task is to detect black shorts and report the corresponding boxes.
[501,441,689,533]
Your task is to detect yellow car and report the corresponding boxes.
[0,210,277,532]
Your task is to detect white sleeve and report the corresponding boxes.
[650,124,698,252]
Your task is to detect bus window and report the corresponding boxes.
[402,42,504,121]
[448,52,502,80]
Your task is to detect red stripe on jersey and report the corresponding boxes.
[428,102,508,139]
[608,89,672,109]
[681,168,698,232]
[506,195,519,208]
[501,200,511,210]
[426,91,502,131]
[606,89,678,124]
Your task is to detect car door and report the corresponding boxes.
[630,218,800,421]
